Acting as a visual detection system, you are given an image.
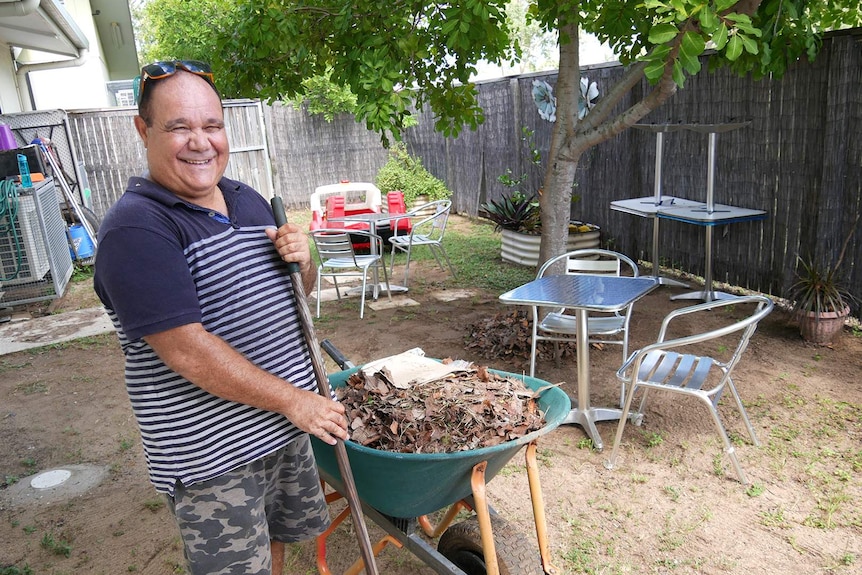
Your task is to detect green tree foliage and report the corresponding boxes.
[134,0,356,118]
[219,0,515,138]
[293,70,357,121]
[135,0,237,83]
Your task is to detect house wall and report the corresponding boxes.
[0,46,22,114]
[23,0,112,110]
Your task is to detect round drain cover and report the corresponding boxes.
[30,469,72,489]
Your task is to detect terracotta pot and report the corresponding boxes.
[798,306,850,344]
[501,227,601,267]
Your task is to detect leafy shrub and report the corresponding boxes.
[375,143,452,205]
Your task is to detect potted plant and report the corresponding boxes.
[789,221,857,344]
[789,258,854,344]
[480,188,600,267]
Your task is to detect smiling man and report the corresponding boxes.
[93,61,348,575]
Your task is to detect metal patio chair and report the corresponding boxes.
[310,229,391,319]
[604,295,774,484]
[529,249,639,406]
[388,199,455,287]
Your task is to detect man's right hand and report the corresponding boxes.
[286,388,349,446]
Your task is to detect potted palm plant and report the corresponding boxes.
[789,220,857,344]
[790,258,853,344]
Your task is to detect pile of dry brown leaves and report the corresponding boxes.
[465,309,577,362]
[337,363,546,453]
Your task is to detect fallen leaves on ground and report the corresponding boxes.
[465,309,580,362]
[338,361,546,453]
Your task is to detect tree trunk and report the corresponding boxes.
[539,21,581,268]
[538,21,680,269]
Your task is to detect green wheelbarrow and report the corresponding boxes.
[311,343,572,575]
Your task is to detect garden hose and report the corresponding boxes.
[0,178,23,281]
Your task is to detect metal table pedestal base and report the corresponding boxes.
[562,408,643,451]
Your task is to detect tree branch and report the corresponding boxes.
[579,60,649,133]
[562,70,678,161]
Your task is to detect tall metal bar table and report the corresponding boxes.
[658,202,767,302]
[614,123,766,302]
[657,130,767,302]
[500,274,659,450]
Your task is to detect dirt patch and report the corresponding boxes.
[1,242,861,574]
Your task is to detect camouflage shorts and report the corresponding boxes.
[167,435,330,575]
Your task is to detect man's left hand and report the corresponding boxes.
[267,223,311,270]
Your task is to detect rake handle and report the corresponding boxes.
[271,197,378,575]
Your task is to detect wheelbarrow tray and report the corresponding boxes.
[311,366,571,518]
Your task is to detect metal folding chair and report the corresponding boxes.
[604,295,774,484]
[310,229,391,319]
[529,249,639,406]
[388,199,455,287]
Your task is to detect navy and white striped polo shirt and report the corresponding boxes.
[94,176,315,495]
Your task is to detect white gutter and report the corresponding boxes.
[2,0,91,111]
[15,48,88,110]
[0,0,41,17]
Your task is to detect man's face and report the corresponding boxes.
[133,71,228,205]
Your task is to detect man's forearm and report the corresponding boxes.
[145,323,298,412]
[144,322,349,444]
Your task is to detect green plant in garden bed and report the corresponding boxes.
[375,142,451,205]
[481,189,541,234]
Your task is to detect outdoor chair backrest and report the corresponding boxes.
[313,229,361,263]
[386,191,411,232]
[412,199,451,241]
[325,195,346,222]
[538,248,638,280]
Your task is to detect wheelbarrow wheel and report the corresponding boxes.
[437,515,542,575]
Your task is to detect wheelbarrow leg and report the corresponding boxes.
[470,461,501,575]
[418,500,472,539]
[526,441,557,574]
[317,506,352,575]
[316,486,403,575]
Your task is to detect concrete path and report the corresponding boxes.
[0,307,113,356]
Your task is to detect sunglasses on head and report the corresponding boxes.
[135,60,215,103]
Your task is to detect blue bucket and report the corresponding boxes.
[68,224,95,260]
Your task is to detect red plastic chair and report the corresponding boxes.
[386,191,412,233]
[326,195,372,251]
[325,195,346,225]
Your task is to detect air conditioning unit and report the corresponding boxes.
[0,192,51,286]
